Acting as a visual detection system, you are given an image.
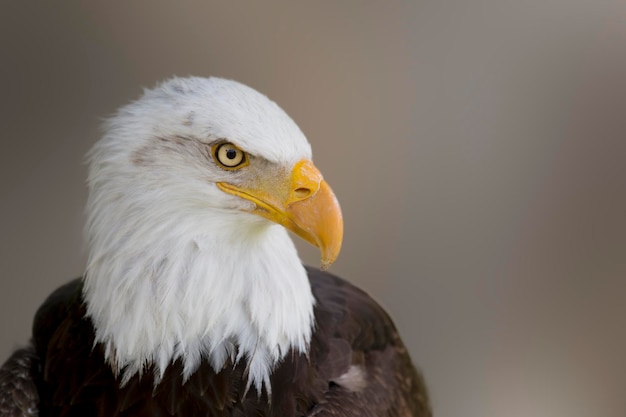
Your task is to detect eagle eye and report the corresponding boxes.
[212,142,248,170]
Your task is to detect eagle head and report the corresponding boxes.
[82,77,343,394]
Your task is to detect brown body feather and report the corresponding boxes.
[1,268,430,417]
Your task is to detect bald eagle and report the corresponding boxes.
[0,77,431,417]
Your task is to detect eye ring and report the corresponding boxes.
[212,142,248,170]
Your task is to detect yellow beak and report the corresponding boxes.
[217,159,343,269]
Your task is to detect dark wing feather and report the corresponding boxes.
[299,267,432,417]
[0,346,39,417]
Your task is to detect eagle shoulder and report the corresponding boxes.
[0,279,82,417]
[301,267,432,417]
[0,346,39,417]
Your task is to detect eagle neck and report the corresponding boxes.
[83,210,315,395]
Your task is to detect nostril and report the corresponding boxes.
[294,187,311,199]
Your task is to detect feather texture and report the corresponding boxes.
[23,268,431,416]
[0,346,39,417]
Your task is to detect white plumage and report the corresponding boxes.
[83,77,316,394]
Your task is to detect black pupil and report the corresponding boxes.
[226,148,237,160]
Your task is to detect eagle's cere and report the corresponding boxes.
[0,77,431,417]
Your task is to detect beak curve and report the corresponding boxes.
[217,159,343,269]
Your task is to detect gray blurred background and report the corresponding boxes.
[1,1,625,416]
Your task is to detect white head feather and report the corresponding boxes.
[83,77,315,394]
